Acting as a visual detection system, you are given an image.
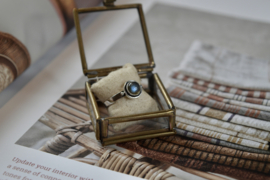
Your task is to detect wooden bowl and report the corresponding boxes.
[0,31,30,91]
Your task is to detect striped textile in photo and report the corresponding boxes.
[176,108,270,141]
[176,121,269,150]
[176,116,268,144]
[175,128,270,154]
[118,141,270,180]
[159,135,270,161]
[170,79,270,111]
[171,97,270,131]
[168,86,270,122]
[138,138,270,174]
[171,71,270,100]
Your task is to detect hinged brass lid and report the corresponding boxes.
[73,1,155,78]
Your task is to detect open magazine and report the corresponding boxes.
[1,0,270,180]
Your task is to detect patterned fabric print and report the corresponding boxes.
[176,116,268,144]
[171,71,270,100]
[168,86,270,122]
[171,97,270,132]
[176,116,237,136]
[118,141,270,180]
[138,138,270,174]
[176,121,269,150]
[176,109,270,141]
[175,128,270,154]
[159,136,270,162]
[170,80,270,111]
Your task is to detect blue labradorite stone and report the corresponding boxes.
[131,84,138,93]
[127,82,140,96]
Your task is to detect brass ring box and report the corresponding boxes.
[74,0,176,146]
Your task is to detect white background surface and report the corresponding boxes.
[1,0,270,179]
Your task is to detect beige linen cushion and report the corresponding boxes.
[91,63,159,131]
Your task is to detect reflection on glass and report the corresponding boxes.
[108,117,169,137]
[153,80,170,110]
[86,90,96,129]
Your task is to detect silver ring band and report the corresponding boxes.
[103,80,142,106]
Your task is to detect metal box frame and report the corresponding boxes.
[74,1,176,146]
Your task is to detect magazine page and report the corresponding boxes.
[1,0,270,180]
[0,1,154,180]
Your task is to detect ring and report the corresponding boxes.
[104,80,142,106]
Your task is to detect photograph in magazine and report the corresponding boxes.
[16,3,270,180]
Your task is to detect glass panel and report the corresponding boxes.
[86,88,96,129]
[79,9,149,70]
[107,117,169,137]
[141,77,150,93]
[153,79,170,110]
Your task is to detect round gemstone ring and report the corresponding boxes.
[104,80,142,106]
[124,80,142,98]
